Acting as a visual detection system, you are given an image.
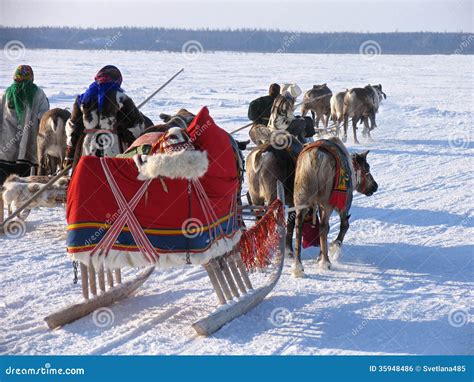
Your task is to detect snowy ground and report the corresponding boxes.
[0,50,473,355]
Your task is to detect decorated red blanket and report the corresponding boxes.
[66,107,241,269]
[300,139,352,212]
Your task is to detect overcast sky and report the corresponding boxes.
[1,0,472,32]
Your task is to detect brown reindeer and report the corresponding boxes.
[292,137,378,277]
[343,84,386,143]
[301,84,333,130]
[246,134,303,256]
[363,84,386,132]
[37,108,71,175]
[330,90,348,133]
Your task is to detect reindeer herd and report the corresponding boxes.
[247,82,384,276]
[302,83,386,143]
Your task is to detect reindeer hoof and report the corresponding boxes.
[318,260,331,270]
[330,241,342,261]
[285,246,294,258]
[354,140,360,144]
[292,263,306,278]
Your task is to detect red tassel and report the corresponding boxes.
[239,199,284,270]
[329,191,347,212]
[302,220,320,248]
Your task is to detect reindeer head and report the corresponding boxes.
[351,150,378,196]
[372,84,387,100]
[159,109,196,128]
[159,127,193,153]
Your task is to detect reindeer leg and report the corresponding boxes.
[286,207,295,258]
[293,208,306,278]
[324,113,329,129]
[342,115,348,142]
[331,210,350,261]
[365,117,373,140]
[352,119,360,144]
[318,207,332,270]
[369,113,377,131]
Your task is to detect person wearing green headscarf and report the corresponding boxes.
[0,65,49,184]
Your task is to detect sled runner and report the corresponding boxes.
[44,107,286,336]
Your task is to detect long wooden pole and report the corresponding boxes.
[136,68,184,109]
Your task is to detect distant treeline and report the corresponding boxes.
[1,27,473,55]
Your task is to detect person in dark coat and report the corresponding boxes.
[63,65,145,170]
[247,83,280,126]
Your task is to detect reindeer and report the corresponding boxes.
[330,90,348,133]
[343,84,386,143]
[246,136,302,256]
[292,138,378,277]
[301,84,333,131]
[364,84,386,132]
[37,108,71,175]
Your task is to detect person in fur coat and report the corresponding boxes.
[64,65,145,170]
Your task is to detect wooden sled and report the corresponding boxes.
[44,182,286,336]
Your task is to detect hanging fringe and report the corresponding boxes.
[239,199,284,270]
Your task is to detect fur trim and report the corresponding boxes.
[69,231,242,270]
[135,150,209,181]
